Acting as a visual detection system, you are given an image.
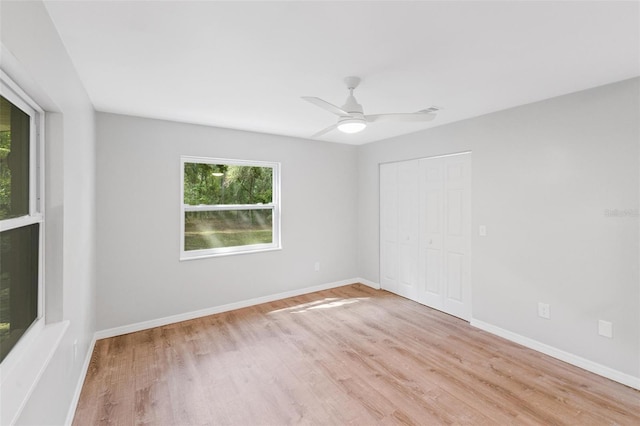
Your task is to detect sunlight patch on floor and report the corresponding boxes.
[268,297,370,314]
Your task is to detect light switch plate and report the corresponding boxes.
[479,225,487,236]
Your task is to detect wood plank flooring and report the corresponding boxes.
[73,284,640,425]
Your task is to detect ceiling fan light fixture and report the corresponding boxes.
[337,118,367,134]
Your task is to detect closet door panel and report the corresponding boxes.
[419,158,444,308]
[380,163,399,293]
[442,155,471,319]
[396,160,419,300]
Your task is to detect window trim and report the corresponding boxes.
[180,156,281,260]
[0,69,46,371]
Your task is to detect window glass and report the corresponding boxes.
[0,223,39,363]
[183,163,273,205]
[184,210,273,250]
[0,95,30,220]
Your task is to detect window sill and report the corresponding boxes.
[0,320,69,425]
[180,245,282,261]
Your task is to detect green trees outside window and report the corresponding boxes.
[183,163,272,206]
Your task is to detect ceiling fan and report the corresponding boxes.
[302,76,440,138]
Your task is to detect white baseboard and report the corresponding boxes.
[471,319,640,390]
[95,278,368,340]
[64,335,97,426]
[356,277,381,290]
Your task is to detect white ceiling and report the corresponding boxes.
[43,0,639,145]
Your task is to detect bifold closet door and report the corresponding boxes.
[418,153,471,320]
[379,160,419,300]
[380,153,471,320]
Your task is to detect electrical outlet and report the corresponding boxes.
[73,339,78,362]
[598,320,613,338]
[314,261,320,272]
[537,302,550,319]
[479,225,487,236]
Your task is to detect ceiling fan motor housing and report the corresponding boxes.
[342,93,364,115]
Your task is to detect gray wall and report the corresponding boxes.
[95,113,359,330]
[357,78,640,377]
[1,1,97,424]
[2,2,637,420]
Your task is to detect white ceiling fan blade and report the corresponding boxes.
[365,111,437,123]
[302,96,350,117]
[310,123,338,139]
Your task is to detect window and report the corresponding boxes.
[180,156,281,259]
[0,71,44,363]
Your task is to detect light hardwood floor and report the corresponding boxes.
[73,284,640,425]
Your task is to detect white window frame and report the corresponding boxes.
[0,70,45,368]
[180,156,281,260]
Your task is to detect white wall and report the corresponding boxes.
[95,113,358,330]
[357,78,640,379]
[0,1,97,424]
